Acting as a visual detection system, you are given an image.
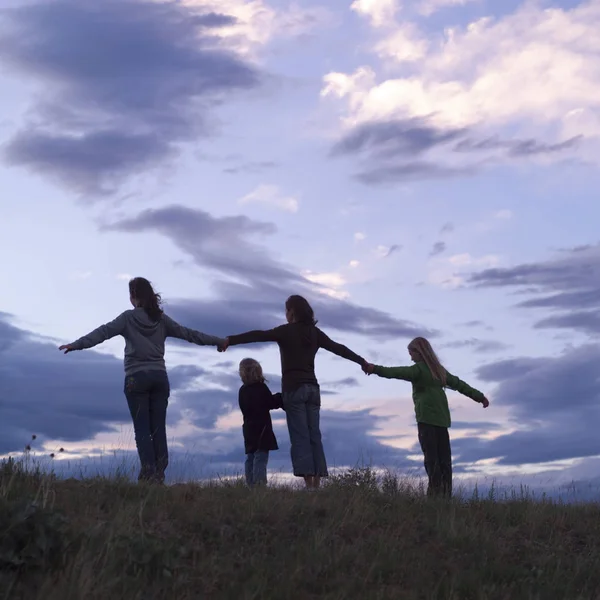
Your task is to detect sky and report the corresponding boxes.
[1,0,600,492]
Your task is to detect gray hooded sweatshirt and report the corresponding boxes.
[70,308,225,375]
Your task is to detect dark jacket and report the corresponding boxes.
[239,382,283,454]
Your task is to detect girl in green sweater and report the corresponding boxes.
[363,337,490,498]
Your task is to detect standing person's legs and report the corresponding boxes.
[437,427,452,498]
[305,385,328,488]
[253,450,269,485]
[245,453,255,486]
[148,370,170,484]
[418,422,442,496]
[283,387,313,487]
[124,372,156,481]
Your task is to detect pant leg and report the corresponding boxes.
[124,372,156,481]
[437,426,453,498]
[283,387,314,477]
[305,385,328,477]
[245,453,255,486]
[418,422,442,496]
[148,371,170,483]
[253,450,269,485]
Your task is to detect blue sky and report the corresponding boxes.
[1,0,600,489]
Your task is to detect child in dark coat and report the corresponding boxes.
[238,358,283,486]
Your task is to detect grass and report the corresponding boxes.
[2,460,600,600]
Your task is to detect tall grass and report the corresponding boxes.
[2,458,600,599]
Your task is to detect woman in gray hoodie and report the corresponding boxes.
[59,277,224,483]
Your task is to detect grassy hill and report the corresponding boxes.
[2,460,600,600]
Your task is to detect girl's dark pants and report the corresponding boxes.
[417,422,452,498]
[124,370,170,483]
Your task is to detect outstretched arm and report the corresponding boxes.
[227,326,285,347]
[163,315,225,347]
[62,312,128,353]
[371,364,421,382]
[317,329,365,366]
[446,372,487,405]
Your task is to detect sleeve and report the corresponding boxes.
[228,326,285,346]
[372,364,421,382]
[268,388,284,410]
[446,372,485,403]
[69,312,128,350]
[317,329,364,365]
[163,314,225,347]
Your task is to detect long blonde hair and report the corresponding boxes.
[408,337,447,386]
[239,358,265,385]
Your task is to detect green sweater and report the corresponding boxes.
[373,362,485,428]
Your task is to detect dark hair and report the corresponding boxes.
[129,277,163,322]
[285,295,317,326]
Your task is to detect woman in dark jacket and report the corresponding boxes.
[238,358,283,486]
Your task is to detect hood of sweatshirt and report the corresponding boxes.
[129,307,163,337]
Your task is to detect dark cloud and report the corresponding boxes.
[331,118,466,158]
[455,135,582,157]
[355,161,473,185]
[106,205,437,341]
[452,344,600,466]
[0,313,207,454]
[440,338,510,354]
[429,241,446,257]
[0,0,261,195]
[467,243,600,335]
[332,118,580,186]
[440,222,454,235]
[104,205,296,285]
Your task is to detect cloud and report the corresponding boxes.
[181,0,333,57]
[328,118,579,185]
[455,136,581,157]
[467,243,600,335]
[375,244,401,259]
[351,0,399,27]
[428,252,501,289]
[0,0,262,195]
[106,205,436,341]
[417,0,478,17]
[103,205,297,285]
[452,344,600,466]
[331,118,466,158]
[440,338,509,354]
[323,1,600,177]
[429,241,446,257]
[223,160,278,175]
[238,184,299,213]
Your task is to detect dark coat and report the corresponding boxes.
[239,382,283,454]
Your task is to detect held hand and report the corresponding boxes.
[481,397,490,408]
[362,361,374,375]
[217,337,230,353]
[58,344,74,354]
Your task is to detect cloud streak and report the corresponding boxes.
[467,243,600,335]
[106,205,437,341]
